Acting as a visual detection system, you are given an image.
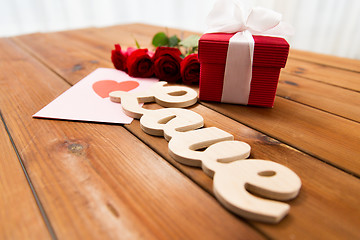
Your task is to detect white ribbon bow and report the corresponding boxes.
[206,0,293,37]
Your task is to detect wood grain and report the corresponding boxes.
[125,103,360,239]
[202,98,360,176]
[0,115,51,240]
[289,48,360,73]
[283,58,360,91]
[0,38,263,239]
[277,72,360,122]
[58,24,196,57]
[12,32,113,85]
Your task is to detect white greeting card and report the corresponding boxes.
[33,68,158,124]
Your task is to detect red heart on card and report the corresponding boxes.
[92,80,140,98]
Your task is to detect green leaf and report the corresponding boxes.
[168,35,180,47]
[179,35,200,48]
[135,39,141,49]
[152,32,169,47]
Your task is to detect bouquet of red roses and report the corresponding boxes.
[111,32,200,85]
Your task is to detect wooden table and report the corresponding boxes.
[1,24,359,240]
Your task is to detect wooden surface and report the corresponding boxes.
[1,23,359,239]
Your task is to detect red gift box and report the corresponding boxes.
[198,32,289,107]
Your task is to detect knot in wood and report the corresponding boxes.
[72,64,84,72]
[258,135,281,145]
[68,143,84,153]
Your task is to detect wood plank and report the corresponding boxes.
[0,114,51,240]
[289,48,360,73]
[11,25,197,86]
[12,32,113,85]
[57,28,149,64]
[57,24,195,60]
[13,24,360,239]
[125,103,360,240]
[14,26,360,176]
[100,23,199,45]
[0,38,263,239]
[54,23,196,63]
[283,58,360,91]
[277,72,360,122]
[63,25,160,49]
[202,98,360,176]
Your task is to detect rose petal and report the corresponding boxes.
[181,53,200,85]
[126,48,154,78]
[153,47,182,82]
[111,44,128,71]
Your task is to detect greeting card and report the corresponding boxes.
[33,68,158,124]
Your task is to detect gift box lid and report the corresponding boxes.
[198,33,289,68]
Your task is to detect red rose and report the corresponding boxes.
[111,44,128,71]
[126,47,137,56]
[126,48,154,78]
[153,47,182,82]
[180,53,200,85]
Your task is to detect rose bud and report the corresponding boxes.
[126,48,154,78]
[111,44,128,71]
[153,47,182,82]
[180,53,200,85]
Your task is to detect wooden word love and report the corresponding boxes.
[110,82,301,223]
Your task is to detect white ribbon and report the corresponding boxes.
[206,0,292,104]
[222,30,254,104]
[206,0,294,36]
